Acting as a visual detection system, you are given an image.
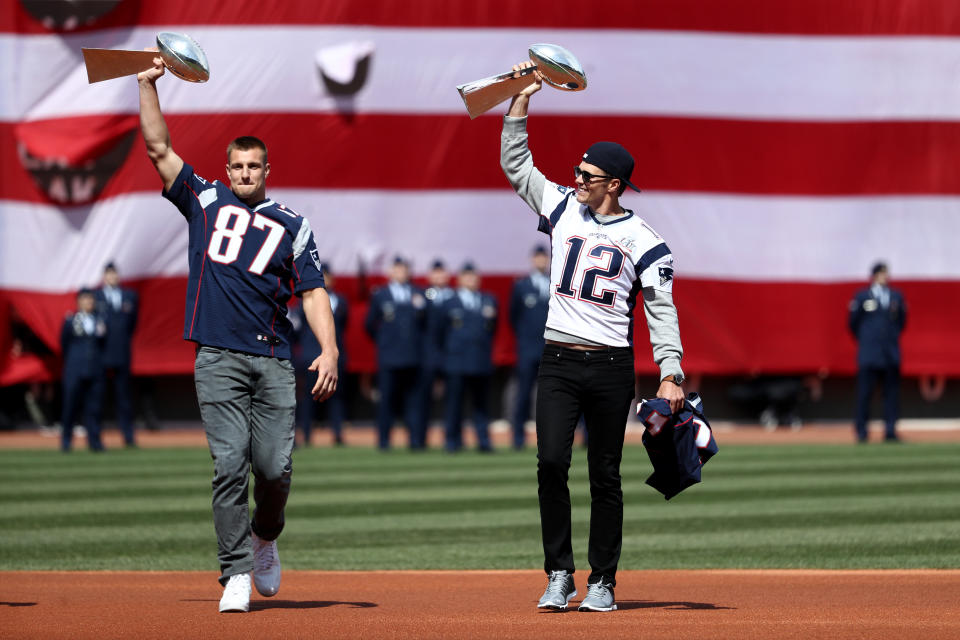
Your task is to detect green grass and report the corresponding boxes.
[1,441,958,571]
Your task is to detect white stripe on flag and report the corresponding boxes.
[4,28,960,121]
[3,190,958,291]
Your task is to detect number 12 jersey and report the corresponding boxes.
[537,183,675,348]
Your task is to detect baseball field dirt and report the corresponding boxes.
[2,569,959,639]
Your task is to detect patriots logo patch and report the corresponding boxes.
[658,266,674,286]
[310,248,322,272]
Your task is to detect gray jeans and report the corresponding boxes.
[194,346,296,584]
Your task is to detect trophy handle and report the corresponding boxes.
[82,48,159,83]
[456,67,539,120]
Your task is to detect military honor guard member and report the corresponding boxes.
[848,262,907,443]
[439,262,498,453]
[365,256,427,449]
[60,288,107,452]
[293,263,349,446]
[501,61,686,612]
[422,259,455,437]
[509,245,551,449]
[95,262,139,447]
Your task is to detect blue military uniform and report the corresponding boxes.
[95,281,138,445]
[292,290,348,445]
[509,268,550,448]
[440,286,498,452]
[849,282,907,441]
[422,273,455,437]
[365,278,426,449]
[60,302,107,451]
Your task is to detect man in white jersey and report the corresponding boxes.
[500,61,685,612]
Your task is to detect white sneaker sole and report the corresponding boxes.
[578,603,618,612]
[537,590,577,610]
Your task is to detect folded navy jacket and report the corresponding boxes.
[637,393,719,500]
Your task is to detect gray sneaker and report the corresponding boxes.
[578,581,617,611]
[537,570,577,610]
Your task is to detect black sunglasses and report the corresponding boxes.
[574,166,615,183]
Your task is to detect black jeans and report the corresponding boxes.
[536,344,635,586]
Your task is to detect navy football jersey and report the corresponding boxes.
[163,163,325,359]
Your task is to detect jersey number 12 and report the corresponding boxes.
[555,237,625,307]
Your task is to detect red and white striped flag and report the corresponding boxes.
[2,0,958,382]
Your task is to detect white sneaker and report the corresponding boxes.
[219,573,251,613]
[251,532,281,597]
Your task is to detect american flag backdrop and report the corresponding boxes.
[2,0,959,384]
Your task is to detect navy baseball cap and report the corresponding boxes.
[460,261,476,273]
[77,287,94,297]
[532,245,548,256]
[582,141,641,192]
[392,255,409,267]
[431,258,446,270]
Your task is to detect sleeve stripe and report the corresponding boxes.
[292,216,312,260]
[635,242,671,274]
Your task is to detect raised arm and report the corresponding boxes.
[500,61,548,213]
[302,287,339,402]
[137,56,184,192]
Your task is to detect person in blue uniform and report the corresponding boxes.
[509,245,551,449]
[95,262,139,447]
[421,259,454,442]
[365,256,426,450]
[139,57,339,613]
[60,288,107,452]
[848,262,907,443]
[439,262,498,452]
[293,264,348,446]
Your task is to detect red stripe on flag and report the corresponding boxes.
[3,0,960,35]
[4,114,960,203]
[4,277,958,380]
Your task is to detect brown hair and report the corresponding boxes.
[226,136,268,164]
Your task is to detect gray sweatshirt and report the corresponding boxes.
[500,115,684,381]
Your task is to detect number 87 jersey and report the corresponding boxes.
[163,163,325,359]
[537,182,675,348]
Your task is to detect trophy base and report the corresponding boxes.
[456,68,538,119]
[82,49,159,83]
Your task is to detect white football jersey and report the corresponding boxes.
[537,181,675,347]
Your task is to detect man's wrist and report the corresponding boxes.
[662,374,684,386]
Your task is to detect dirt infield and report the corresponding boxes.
[3,419,960,450]
[1,570,958,639]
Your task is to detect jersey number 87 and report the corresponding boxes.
[207,205,285,275]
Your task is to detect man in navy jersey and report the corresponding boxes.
[138,56,339,613]
[501,61,686,613]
